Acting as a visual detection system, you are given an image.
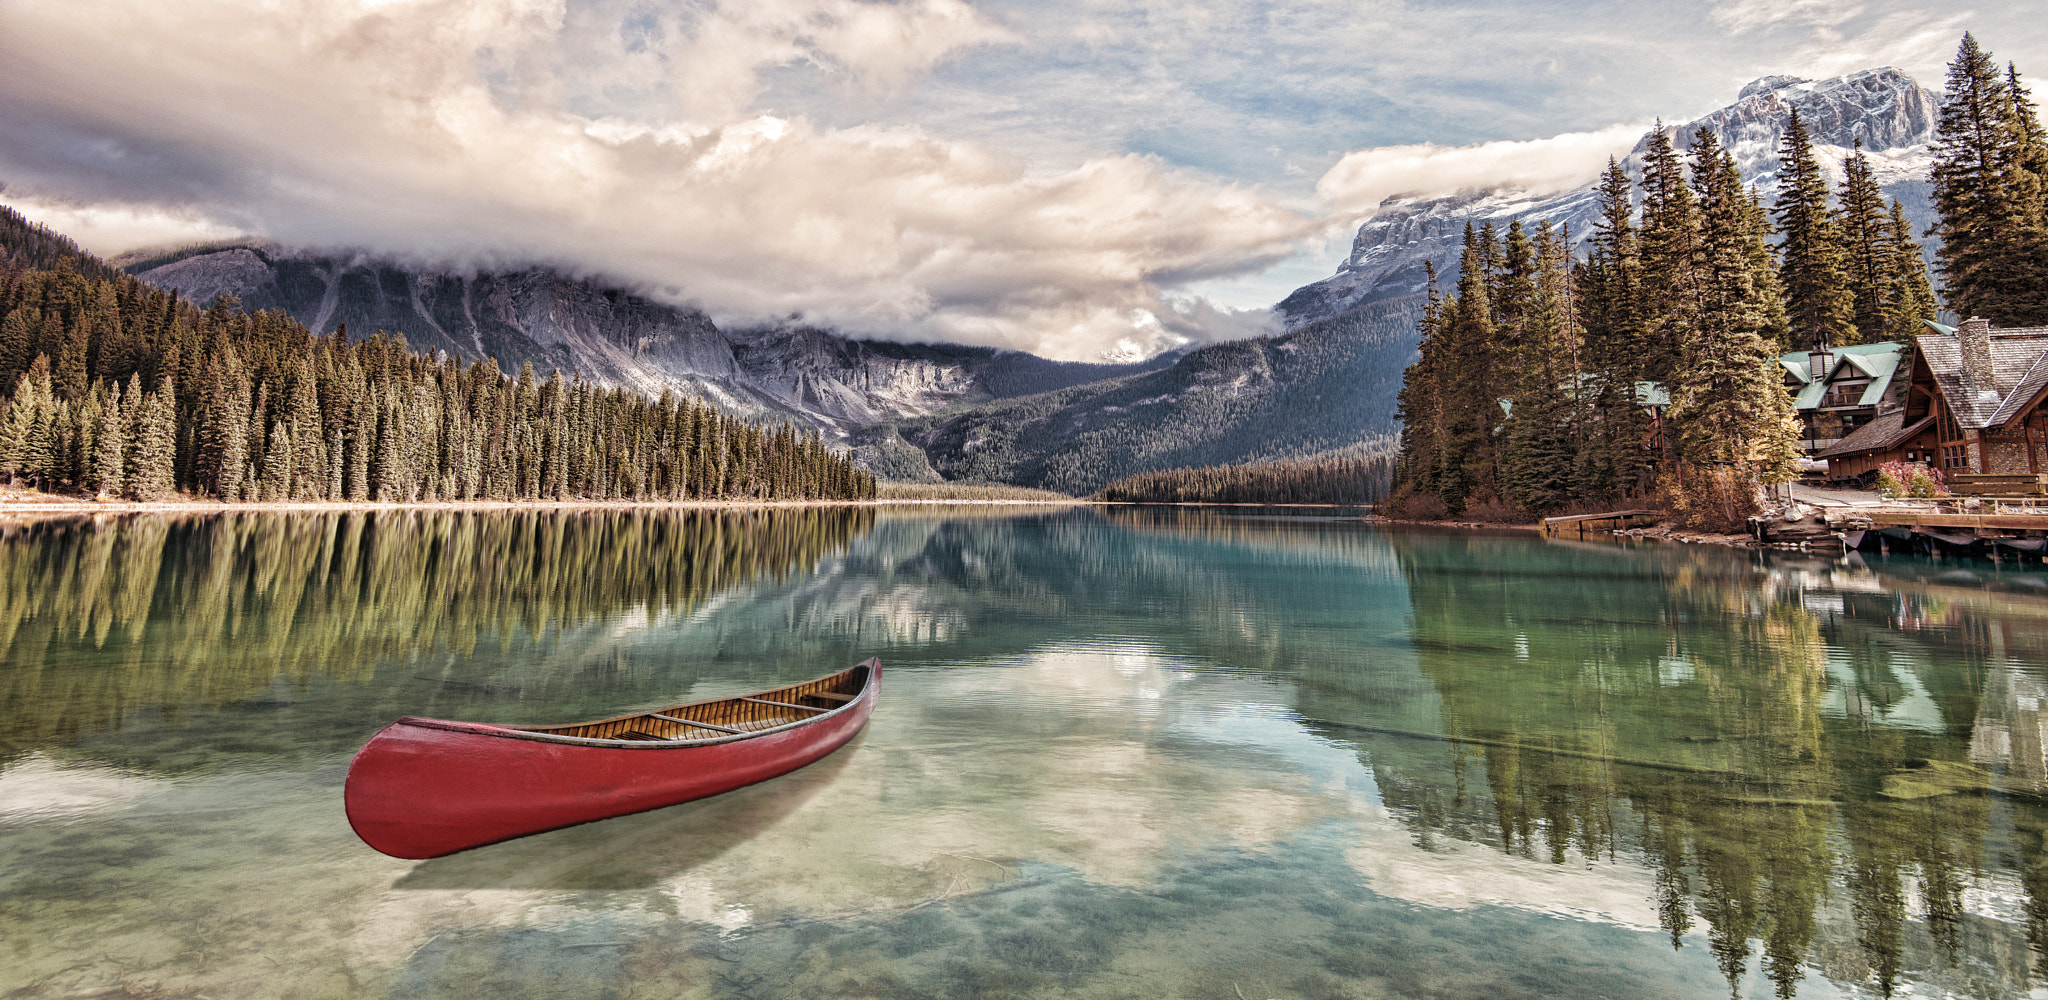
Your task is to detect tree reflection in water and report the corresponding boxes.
[1313,533,2048,998]
[0,507,873,766]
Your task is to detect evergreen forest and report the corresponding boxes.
[1390,33,2048,523]
[1094,452,1394,505]
[0,208,876,504]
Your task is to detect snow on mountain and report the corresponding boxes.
[1278,68,1941,328]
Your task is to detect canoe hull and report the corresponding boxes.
[345,664,877,859]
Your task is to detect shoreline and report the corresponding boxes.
[0,494,1761,550]
[0,497,1089,515]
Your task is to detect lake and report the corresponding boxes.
[3,505,2047,999]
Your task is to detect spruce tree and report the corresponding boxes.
[92,380,127,498]
[1639,122,1701,385]
[1500,222,1584,511]
[1,355,54,485]
[127,379,177,500]
[1774,109,1857,351]
[54,316,89,400]
[1837,144,1890,342]
[1882,201,1939,339]
[285,354,325,500]
[1576,156,1650,499]
[0,306,37,392]
[1930,33,2048,324]
[1436,225,1500,513]
[1672,131,1802,505]
[261,421,292,501]
[1394,263,1448,496]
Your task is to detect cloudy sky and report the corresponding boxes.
[0,1,2042,359]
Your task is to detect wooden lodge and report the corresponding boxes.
[1780,341,1903,454]
[1820,318,2048,483]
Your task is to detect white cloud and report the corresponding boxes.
[1710,0,1866,35]
[0,0,1307,360]
[1313,125,1649,216]
[4,199,241,257]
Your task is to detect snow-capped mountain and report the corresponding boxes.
[1278,68,1941,328]
[120,244,1172,436]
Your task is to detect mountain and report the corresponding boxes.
[890,296,1415,494]
[1278,67,1941,327]
[114,243,1172,436]
[887,66,1945,494]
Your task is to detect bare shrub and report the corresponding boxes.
[1659,467,1760,532]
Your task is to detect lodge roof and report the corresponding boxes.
[1914,324,2048,429]
[1817,410,1934,459]
[1779,342,1902,411]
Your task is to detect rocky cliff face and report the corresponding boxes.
[1279,67,1942,327]
[124,245,1168,436]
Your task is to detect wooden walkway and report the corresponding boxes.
[1540,510,1663,538]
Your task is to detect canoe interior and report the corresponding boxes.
[505,663,871,743]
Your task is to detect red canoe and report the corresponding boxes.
[345,659,879,859]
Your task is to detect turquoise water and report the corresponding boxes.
[4,506,2048,998]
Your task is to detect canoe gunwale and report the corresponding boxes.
[386,659,876,750]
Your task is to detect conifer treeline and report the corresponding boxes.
[1931,33,2048,325]
[1094,452,1394,505]
[1394,49,1958,520]
[0,221,876,504]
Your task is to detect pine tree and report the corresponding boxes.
[1394,263,1448,496]
[1837,144,1890,343]
[261,421,293,501]
[1499,222,1585,511]
[1774,109,1857,352]
[285,355,326,500]
[1881,201,1939,339]
[198,345,250,499]
[1,355,54,485]
[1671,130,1803,502]
[127,379,177,500]
[1575,157,1650,500]
[1639,122,1704,388]
[1436,225,1500,513]
[92,380,127,498]
[54,315,89,400]
[0,306,37,392]
[1930,33,2048,324]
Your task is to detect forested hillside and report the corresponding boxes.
[895,296,1418,495]
[0,207,875,503]
[1095,451,1394,505]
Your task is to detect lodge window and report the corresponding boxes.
[1942,444,1969,470]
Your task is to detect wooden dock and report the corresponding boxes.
[1541,510,1663,538]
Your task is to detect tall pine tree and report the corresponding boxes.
[1930,33,2048,324]
[1774,109,1857,352]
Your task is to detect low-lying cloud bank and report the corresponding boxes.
[1314,125,1650,215]
[0,0,1653,359]
[0,0,1319,359]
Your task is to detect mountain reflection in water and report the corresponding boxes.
[3,506,2048,998]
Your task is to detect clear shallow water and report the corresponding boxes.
[4,508,2048,998]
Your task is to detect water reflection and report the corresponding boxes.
[1334,534,2046,998]
[10,507,2048,998]
[0,507,874,766]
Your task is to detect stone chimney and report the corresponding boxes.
[1959,316,1997,390]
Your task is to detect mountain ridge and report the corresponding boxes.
[1279,67,1942,327]
[120,243,1175,438]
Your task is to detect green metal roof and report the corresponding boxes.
[1779,342,1903,411]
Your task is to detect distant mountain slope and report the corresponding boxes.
[119,243,1170,435]
[1280,67,1942,327]
[893,296,1416,494]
